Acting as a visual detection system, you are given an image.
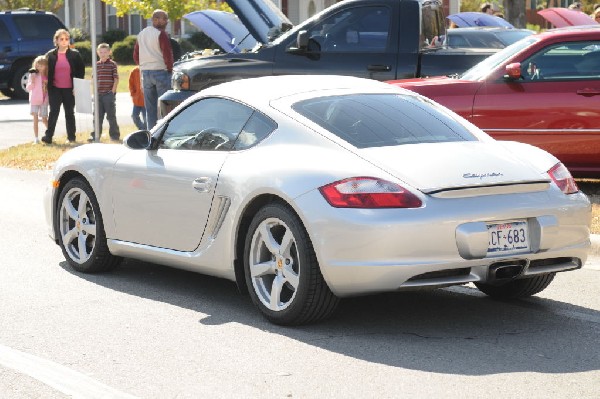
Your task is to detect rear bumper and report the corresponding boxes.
[294,189,591,297]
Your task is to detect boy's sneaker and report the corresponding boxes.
[33,138,39,144]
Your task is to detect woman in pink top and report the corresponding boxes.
[26,56,49,144]
[41,29,85,145]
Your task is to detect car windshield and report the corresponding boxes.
[460,36,538,81]
[292,93,478,149]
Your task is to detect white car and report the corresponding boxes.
[44,75,591,325]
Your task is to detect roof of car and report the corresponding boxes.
[201,75,403,104]
[0,8,57,15]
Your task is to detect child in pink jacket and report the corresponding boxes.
[26,56,49,144]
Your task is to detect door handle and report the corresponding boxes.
[576,88,600,97]
[192,177,213,193]
[367,64,391,72]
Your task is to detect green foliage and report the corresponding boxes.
[123,35,137,45]
[0,0,63,13]
[526,23,542,32]
[100,0,232,22]
[102,29,127,46]
[73,41,93,66]
[111,39,134,64]
[69,27,89,43]
[188,31,221,51]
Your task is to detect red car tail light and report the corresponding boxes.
[548,163,578,194]
[319,177,422,208]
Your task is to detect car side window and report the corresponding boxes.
[0,21,11,41]
[522,41,600,81]
[300,6,390,53]
[159,97,253,151]
[233,112,277,150]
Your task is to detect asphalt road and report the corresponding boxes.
[0,93,135,149]
[0,167,598,398]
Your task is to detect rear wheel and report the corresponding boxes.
[244,203,339,325]
[475,273,555,299]
[57,178,121,273]
[0,88,15,98]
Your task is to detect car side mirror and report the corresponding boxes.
[505,62,522,80]
[297,30,309,49]
[124,130,151,150]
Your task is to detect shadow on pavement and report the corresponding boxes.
[59,257,599,376]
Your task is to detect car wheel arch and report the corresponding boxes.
[233,193,310,295]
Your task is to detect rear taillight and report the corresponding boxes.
[548,163,578,194]
[319,177,422,208]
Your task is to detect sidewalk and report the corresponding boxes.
[0,93,135,150]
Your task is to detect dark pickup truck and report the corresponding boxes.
[159,0,496,116]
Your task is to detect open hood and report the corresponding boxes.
[225,0,294,44]
[447,12,514,28]
[537,8,598,28]
[184,10,257,53]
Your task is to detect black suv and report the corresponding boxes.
[0,9,66,99]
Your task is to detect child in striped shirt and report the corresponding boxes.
[89,43,120,142]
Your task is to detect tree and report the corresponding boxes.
[100,0,232,22]
[504,0,527,28]
[0,0,63,13]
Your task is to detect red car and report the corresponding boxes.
[388,26,600,177]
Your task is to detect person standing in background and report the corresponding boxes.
[128,65,146,130]
[133,9,173,130]
[480,3,495,14]
[89,43,120,142]
[41,29,85,144]
[26,56,49,144]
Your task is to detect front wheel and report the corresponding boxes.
[56,178,121,273]
[475,273,555,299]
[244,203,339,325]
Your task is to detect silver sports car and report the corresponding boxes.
[44,75,591,325]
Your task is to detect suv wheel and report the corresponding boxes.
[0,88,15,98]
[11,64,30,100]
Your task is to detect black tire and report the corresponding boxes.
[475,273,556,299]
[0,87,16,98]
[243,203,339,325]
[11,63,30,100]
[56,178,121,273]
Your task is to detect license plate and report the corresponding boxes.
[487,221,530,255]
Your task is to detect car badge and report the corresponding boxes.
[463,172,503,179]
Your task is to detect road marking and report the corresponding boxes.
[0,343,138,398]
[445,285,600,325]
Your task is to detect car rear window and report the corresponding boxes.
[292,93,478,148]
[12,14,64,40]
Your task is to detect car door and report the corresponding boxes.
[274,4,397,81]
[110,97,253,251]
[471,40,600,173]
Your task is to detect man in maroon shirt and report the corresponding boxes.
[133,9,173,130]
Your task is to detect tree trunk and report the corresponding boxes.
[504,0,527,28]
